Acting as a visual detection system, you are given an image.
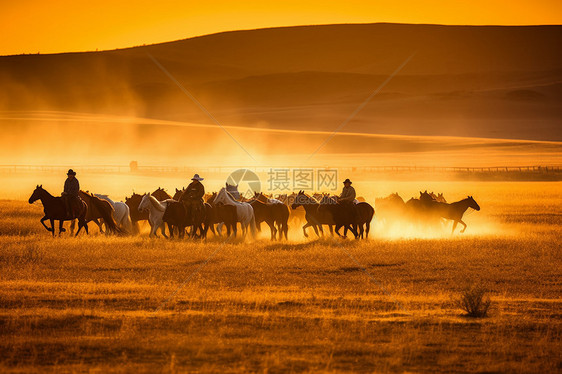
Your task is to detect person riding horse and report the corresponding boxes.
[337,178,359,222]
[61,169,81,218]
[181,174,206,222]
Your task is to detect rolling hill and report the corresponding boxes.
[0,23,561,154]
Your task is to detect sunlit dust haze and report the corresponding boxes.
[1,6,562,242]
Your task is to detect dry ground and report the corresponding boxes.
[0,182,560,373]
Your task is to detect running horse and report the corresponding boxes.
[206,192,238,238]
[426,196,481,233]
[125,188,172,234]
[214,188,256,238]
[28,185,88,236]
[70,191,121,235]
[250,192,290,240]
[291,191,335,238]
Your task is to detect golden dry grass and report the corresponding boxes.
[0,182,561,373]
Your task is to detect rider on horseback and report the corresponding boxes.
[337,178,359,222]
[182,174,205,221]
[62,169,80,218]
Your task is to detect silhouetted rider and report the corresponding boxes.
[338,178,356,203]
[181,174,205,219]
[338,178,359,226]
[62,169,79,218]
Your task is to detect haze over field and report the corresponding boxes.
[1,23,561,168]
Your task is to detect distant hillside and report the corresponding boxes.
[1,23,561,140]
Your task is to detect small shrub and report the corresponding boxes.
[457,285,491,317]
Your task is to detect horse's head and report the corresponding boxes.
[138,193,151,212]
[420,191,434,203]
[467,196,480,211]
[172,188,184,201]
[29,184,43,204]
[291,190,308,209]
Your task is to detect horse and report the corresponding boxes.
[94,194,133,234]
[250,192,290,240]
[404,191,443,227]
[353,202,375,239]
[139,193,175,237]
[226,183,241,200]
[162,201,188,239]
[173,188,185,201]
[291,191,335,238]
[152,187,172,201]
[375,193,406,223]
[206,192,238,238]
[426,196,480,233]
[68,191,121,235]
[214,188,256,238]
[428,192,447,203]
[125,188,172,234]
[318,194,359,239]
[177,190,207,239]
[278,192,306,228]
[28,185,88,236]
[125,193,148,233]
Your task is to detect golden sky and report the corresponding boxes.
[1,0,561,55]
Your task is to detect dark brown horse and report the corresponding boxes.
[348,202,375,239]
[29,185,88,236]
[426,196,480,233]
[70,191,121,235]
[319,194,359,239]
[251,192,289,240]
[291,191,335,238]
[206,192,238,238]
[162,201,188,238]
[152,187,172,201]
[172,188,185,201]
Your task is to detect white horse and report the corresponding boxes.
[94,194,133,234]
[138,193,175,237]
[214,188,256,238]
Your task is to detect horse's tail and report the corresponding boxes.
[249,210,257,239]
[89,194,122,234]
[123,204,133,234]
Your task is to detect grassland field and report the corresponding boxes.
[0,181,560,373]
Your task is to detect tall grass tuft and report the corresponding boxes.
[457,285,491,318]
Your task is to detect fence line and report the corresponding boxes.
[0,164,561,174]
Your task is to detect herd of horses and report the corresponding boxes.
[29,184,480,240]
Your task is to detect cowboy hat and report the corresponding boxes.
[67,169,76,176]
[343,178,352,184]
[191,173,204,181]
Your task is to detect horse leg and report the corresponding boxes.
[451,221,458,234]
[302,222,311,238]
[328,225,334,236]
[69,219,76,235]
[40,216,53,233]
[75,219,84,236]
[268,221,276,241]
[352,224,359,239]
[91,218,104,234]
[49,219,55,237]
[335,224,344,238]
[459,220,467,233]
[160,223,168,238]
[59,220,66,235]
